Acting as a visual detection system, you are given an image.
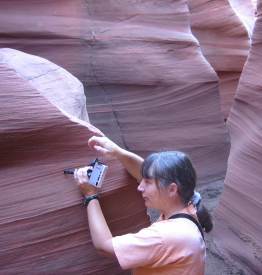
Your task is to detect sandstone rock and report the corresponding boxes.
[214,1,262,273]
[188,0,251,118]
[0,48,147,274]
[229,0,257,36]
[0,48,88,121]
[0,1,232,273]
[0,1,229,185]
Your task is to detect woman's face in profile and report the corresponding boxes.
[137,178,168,209]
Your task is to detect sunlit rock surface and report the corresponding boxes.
[188,0,251,118]
[0,48,88,121]
[214,1,262,274]
[229,0,257,35]
[0,48,147,274]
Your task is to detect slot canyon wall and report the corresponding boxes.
[0,48,148,274]
[0,0,230,184]
[213,0,262,274]
[188,0,252,118]
[0,0,260,274]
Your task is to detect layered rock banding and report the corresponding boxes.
[0,0,229,185]
[82,0,230,185]
[188,0,251,118]
[229,0,257,35]
[214,1,262,273]
[0,48,148,274]
[0,0,234,274]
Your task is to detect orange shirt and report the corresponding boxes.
[112,206,205,275]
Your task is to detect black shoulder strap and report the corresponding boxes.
[168,213,205,241]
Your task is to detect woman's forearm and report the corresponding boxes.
[115,147,144,182]
[86,199,115,256]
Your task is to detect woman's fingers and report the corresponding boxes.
[88,136,112,155]
[75,167,98,196]
[88,136,102,149]
[74,166,91,182]
[94,145,109,154]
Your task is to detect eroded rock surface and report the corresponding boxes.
[0,0,229,185]
[0,48,88,121]
[188,0,251,118]
[82,1,230,185]
[229,0,257,35]
[0,49,147,274]
[0,1,234,274]
[214,1,262,273]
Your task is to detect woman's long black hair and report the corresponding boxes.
[141,151,213,233]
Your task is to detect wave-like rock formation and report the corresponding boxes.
[0,1,237,274]
[0,48,88,121]
[214,1,262,273]
[0,0,229,185]
[188,0,251,118]
[81,0,230,184]
[0,48,148,274]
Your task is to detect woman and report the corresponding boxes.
[75,136,213,275]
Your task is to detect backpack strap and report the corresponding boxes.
[168,213,205,241]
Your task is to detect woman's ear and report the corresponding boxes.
[168,182,178,197]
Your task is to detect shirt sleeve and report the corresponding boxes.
[112,224,164,270]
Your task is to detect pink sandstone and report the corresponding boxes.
[0,48,147,274]
[229,0,257,35]
[188,0,251,118]
[214,0,262,273]
[0,0,229,183]
[0,1,231,273]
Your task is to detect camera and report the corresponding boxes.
[88,159,108,188]
[64,159,108,188]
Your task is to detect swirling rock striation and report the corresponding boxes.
[0,48,147,274]
[229,0,257,35]
[214,1,262,274]
[0,0,229,185]
[0,1,232,274]
[82,0,230,184]
[188,0,251,118]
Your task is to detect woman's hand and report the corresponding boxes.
[88,136,121,158]
[74,166,98,196]
[88,135,143,181]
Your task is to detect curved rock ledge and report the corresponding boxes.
[0,49,147,274]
